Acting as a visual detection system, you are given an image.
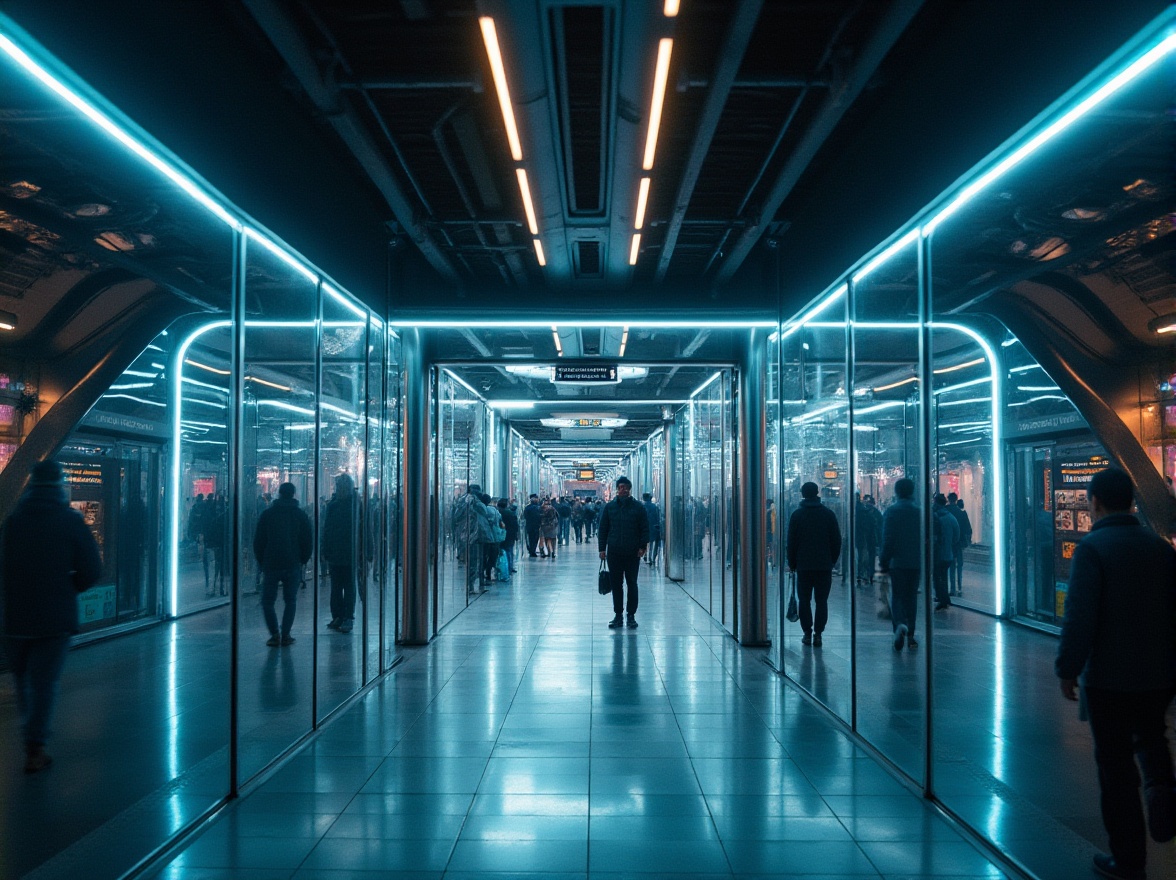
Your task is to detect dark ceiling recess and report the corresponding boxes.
[552,5,609,217]
[575,240,602,277]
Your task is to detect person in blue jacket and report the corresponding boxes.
[1056,467,1175,880]
[1,460,102,773]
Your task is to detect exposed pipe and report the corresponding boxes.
[711,0,927,289]
[240,0,460,285]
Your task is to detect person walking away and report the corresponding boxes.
[451,483,490,594]
[497,498,519,574]
[540,499,559,558]
[786,482,841,647]
[481,493,504,586]
[1056,467,1175,880]
[322,473,361,632]
[598,476,649,629]
[253,482,312,647]
[523,494,542,557]
[931,493,958,611]
[1,460,102,773]
[642,492,662,565]
[556,496,572,546]
[946,492,972,596]
[571,499,584,544]
[880,478,921,651]
[584,499,598,539]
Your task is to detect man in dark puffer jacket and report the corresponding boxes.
[254,482,313,647]
[1,460,102,773]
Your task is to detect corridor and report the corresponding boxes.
[149,542,1007,879]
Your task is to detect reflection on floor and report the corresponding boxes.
[149,541,1012,880]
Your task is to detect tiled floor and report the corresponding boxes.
[148,541,1012,879]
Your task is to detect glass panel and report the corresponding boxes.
[781,297,851,722]
[318,291,368,720]
[178,324,232,616]
[385,331,403,662]
[237,242,317,782]
[721,371,736,631]
[851,239,925,782]
[364,317,383,681]
[766,331,782,667]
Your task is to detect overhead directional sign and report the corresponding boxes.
[555,364,617,383]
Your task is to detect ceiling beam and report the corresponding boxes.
[239,0,461,286]
[655,0,762,282]
[710,0,926,289]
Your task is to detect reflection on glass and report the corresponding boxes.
[850,240,924,782]
[237,242,317,781]
[781,308,850,722]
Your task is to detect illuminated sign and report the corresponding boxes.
[61,463,103,486]
[578,467,596,480]
[555,365,617,383]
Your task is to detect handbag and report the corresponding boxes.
[495,550,510,583]
[785,572,799,622]
[598,559,612,595]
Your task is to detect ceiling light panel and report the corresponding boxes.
[479,17,523,161]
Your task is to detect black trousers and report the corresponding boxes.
[1085,686,1176,871]
[526,527,540,556]
[607,549,641,615]
[795,569,832,636]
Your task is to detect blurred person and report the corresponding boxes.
[556,496,572,546]
[642,493,662,565]
[497,498,519,574]
[931,493,959,611]
[880,478,921,652]
[481,493,504,586]
[786,482,842,647]
[451,483,491,595]
[946,492,972,596]
[598,476,649,629]
[523,493,542,557]
[1,460,102,773]
[1057,467,1176,880]
[540,499,559,557]
[253,482,312,647]
[322,473,361,632]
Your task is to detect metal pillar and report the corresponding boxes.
[665,419,683,582]
[400,328,432,644]
[738,329,769,645]
[494,414,510,499]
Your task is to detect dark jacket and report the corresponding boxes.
[523,501,542,530]
[500,507,519,543]
[786,498,841,571]
[253,496,313,570]
[880,497,921,571]
[598,495,650,554]
[322,491,361,566]
[947,503,972,547]
[1055,513,1176,691]
[932,505,959,564]
[1,485,102,637]
[643,500,662,540]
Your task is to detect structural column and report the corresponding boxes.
[400,328,432,644]
[493,413,510,499]
[664,419,683,582]
[738,328,769,645]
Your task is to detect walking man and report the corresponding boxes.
[946,492,972,596]
[598,476,649,629]
[786,482,841,647]
[880,477,921,652]
[523,493,542,557]
[322,473,362,632]
[1056,467,1175,880]
[254,482,313,647]
[642,492,662,565]
[2,460,102,773]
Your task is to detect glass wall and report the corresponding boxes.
[769,16,1176,880]
[435,369,488,630]
[667,370,736,634]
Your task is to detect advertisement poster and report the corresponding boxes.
[1052,450,1108,613]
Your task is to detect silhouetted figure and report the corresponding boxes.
[2,460,102,773]
[786,481,841,647]
[598,476,649,629]
[1056,467,1176,880]
[254,482,312,647]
